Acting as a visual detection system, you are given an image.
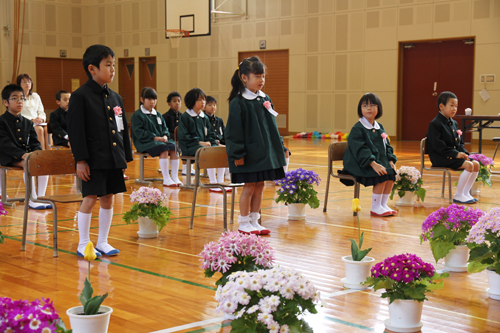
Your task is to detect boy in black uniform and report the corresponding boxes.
[204,96,225,145]
[162,91,194,175]
[49,90,71,147]
[67,44,133,258]
[0,84,50,209]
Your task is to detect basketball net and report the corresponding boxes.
[166,29,189,48]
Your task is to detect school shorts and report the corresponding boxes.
[81,168,126,198]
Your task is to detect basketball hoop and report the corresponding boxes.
[166,29,190,48]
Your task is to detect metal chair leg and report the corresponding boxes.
[189,182,198,229]
[222,187,227,231]
[441,171,446,198]
[490,143,500,174]
[52,204,58,257]
[447,170,452,203]
[21,172,31,251]
[230,189,235,224]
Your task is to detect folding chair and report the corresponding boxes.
[21,150,84,257]
[190,146,244,230]
[420,137,453,204]
[323,142,360,216]
[174,127,196,189]
[0,166,25,208]
[489,137,500,175]
[133,151,162,185]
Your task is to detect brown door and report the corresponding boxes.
[400,39,474,141]
[139,56,157,93]
[238,50,289,135]
[35,58,88,113]
[118,57,135,118]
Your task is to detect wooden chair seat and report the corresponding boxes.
[38,193,83,203]
[22,150,84,257]
[0,165,25,208]
[323,142,360,216]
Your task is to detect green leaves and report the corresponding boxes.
[0,231,4,244]
[427,223,470,262]
[78,277,108,315]
[390,172,425,201]
[275,179,320,209]
[350,216,372,262]
[415,187,426,202]
[122,203,172,231]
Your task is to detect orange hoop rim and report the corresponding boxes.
[165,29,190,37]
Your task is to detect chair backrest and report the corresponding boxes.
[328,142,348,162]
[25,150,76,177]
[420,137,427,167]
[195,146,229,169]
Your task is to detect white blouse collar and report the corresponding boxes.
[186,109,205,118]
[140,105,157,115]
[241,88,266,100]
[359,117,380,130]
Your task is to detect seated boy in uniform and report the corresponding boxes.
[0,84,51,209]
[49,90,71,148]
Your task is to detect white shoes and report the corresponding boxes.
[249,212,270,235]
[238,215,260,235]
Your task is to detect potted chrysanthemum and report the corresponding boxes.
[123,186,172,238]
[420,204,483,272]
[466,207,500,300]
[0,297,71,332]
[199,231,275,287]
[215,266,321,332]
[274,168,320,220]
[364,253,448,332]
[390,166,426,206]
[468,154,494,195]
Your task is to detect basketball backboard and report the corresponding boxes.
[165,0,211,39]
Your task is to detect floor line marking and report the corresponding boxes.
[150,317,225,333]
[322,288,366,298]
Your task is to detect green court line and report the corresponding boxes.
[324,315,374,331]
[3,235,217,291]
[185,322,231,333]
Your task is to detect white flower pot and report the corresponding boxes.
[396,192,414,207]
[66,305,113,333]
[487,268,500,300]
[443,244,469,272]
[470,181,481,196]
[384,299,423,332]
[287,203,306,220]
[341,255,375,289]
[138,216,159,238]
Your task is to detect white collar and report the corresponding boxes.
[140,105,157,115]
[241,88,266,100]
[186,109,205,118]
[359,117,380,130]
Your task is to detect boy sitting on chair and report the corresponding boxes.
[0,84,51,209]
[49,90,71,148]
[67,44,133,258]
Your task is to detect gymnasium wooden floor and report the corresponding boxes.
[1,138,500,333]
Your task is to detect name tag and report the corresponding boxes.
[115,115,124,131]
[220,127,223,136]
[204,127,207,136]
[157,117,162,125]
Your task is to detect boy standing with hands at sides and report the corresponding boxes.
[67,44,133,257]
[426,91,479,204]
[49,90,71,148]
[0,84,51,209]
[162,91,194,176]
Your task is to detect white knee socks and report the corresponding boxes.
[77,211,92,254]
[455,170,472,202]
[23,174,45,208]
[37,175,49,197]
[464,170,479,200]
[381,193,394,212]
[208,168,217,183]
[170,159,182,184]
[96,207,117,253]
[159,158,175,186]
[284,158,290,173]
[216,168,225,183]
